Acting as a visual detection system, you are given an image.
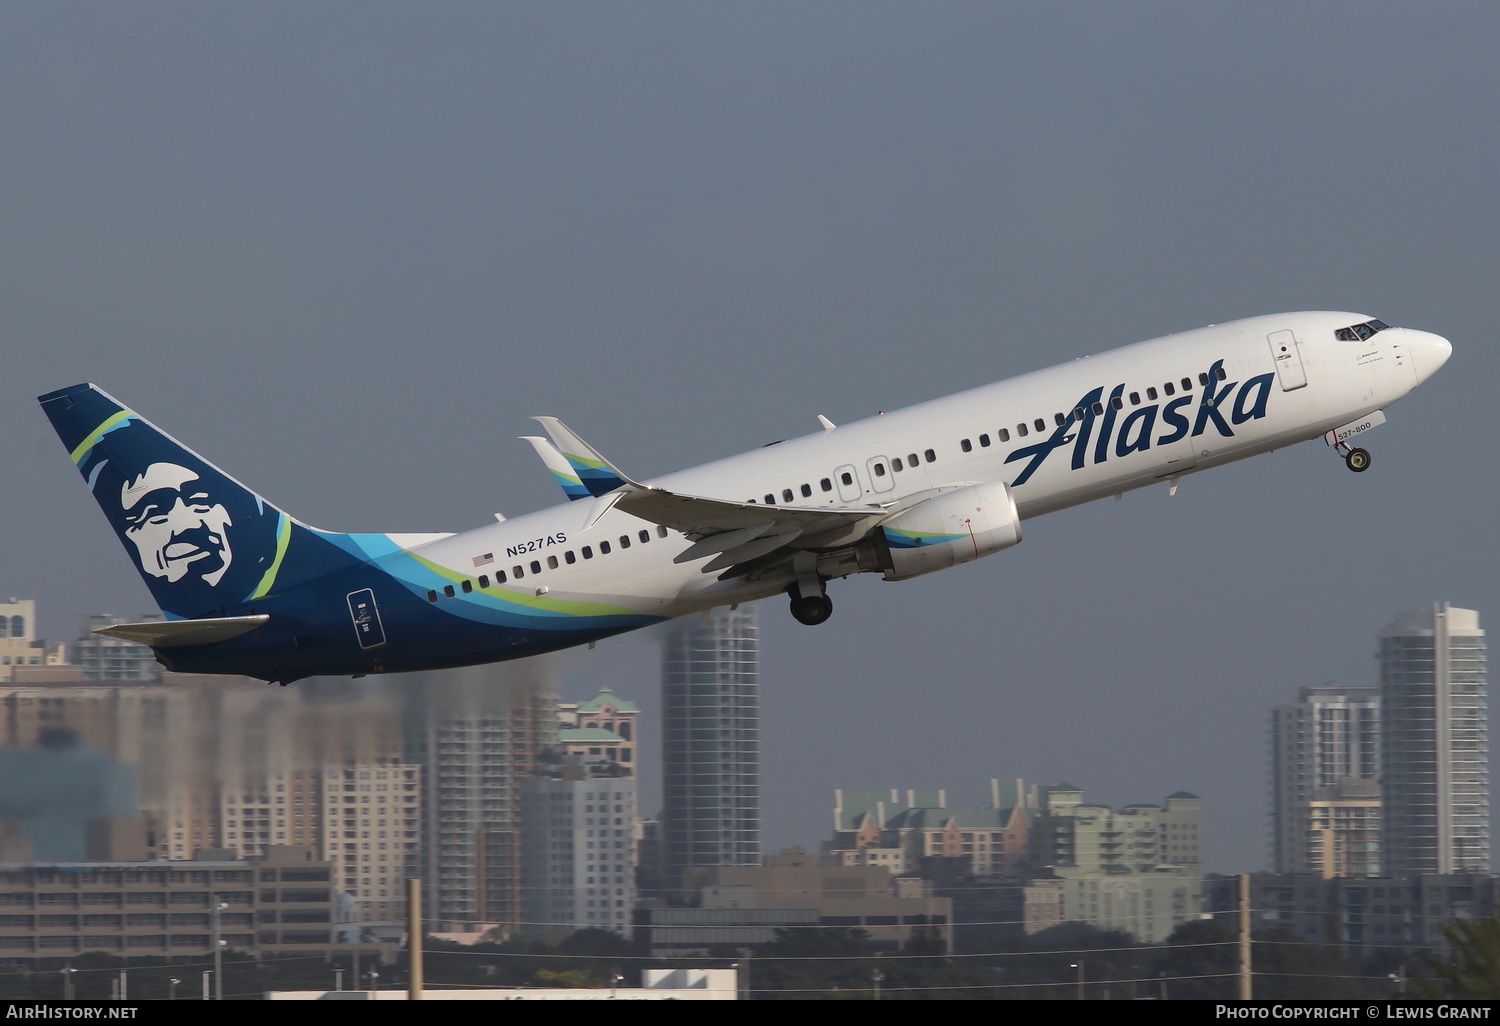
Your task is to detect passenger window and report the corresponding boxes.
[426,590,437,603]
[960,439,972,453]
[530,560,542,574]
[1033,418,1045,432]
[1129,392,1140,405]
[513,566,524,578]
[924,449,936,463]
[873,463,886,476]
[443,585,456,598]
[619,536,631,549]
[907,453,919,467]
[1198,372,1209,386]
[820,478,832,492]
[1111,396,1123,411]
[800,483,812,497]
[657,525,668,537]
[547,555,559,569]
[1073,407,1085,422]
[1181,377,1192,390]
[1147,387,1158,400]
[639,529,650,543]
[1017,423,1028,437]
[461,579,473,594]
[979,434,990,447]
[782,489,793,503]
[582,546,593,559]
[479,575,490,588]
[565,551,576,564]
[998,428,1010,442]
[764,494,775,505]
[1217,366,1227,380]
[1054,412,1065,426]
[1164,381,1175,396]
[496,570,507,582]
[1092,402,1104,415]
[840,471,853,485]
[892,458,904,471]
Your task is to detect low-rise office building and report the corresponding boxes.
[0,845,392,965]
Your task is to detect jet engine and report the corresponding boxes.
[875,481,1021,581]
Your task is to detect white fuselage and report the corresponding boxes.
[407,312,1449,621]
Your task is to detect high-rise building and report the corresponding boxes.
[661,605,761,885]
[521,688,640,938]
[0,667,424,922]
[401,663,557,933]
[1269,683,1381,873]
[520,757,637,938]
[1379,603,1488,875]
[1022,785,1203,944]
[1303,778,1382,879]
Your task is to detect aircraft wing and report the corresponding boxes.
[533,417,882,575]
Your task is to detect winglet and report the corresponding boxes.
[521,435,591,501]
[531,417,634,497]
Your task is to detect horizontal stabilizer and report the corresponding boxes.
[93,614,269,649]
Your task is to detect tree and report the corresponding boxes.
[1416,917,1500,999]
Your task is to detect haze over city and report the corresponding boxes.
[4,3,1498,874]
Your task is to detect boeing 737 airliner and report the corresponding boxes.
[40,311,1451,684]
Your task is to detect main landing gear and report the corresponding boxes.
[790,591,833,626]
[787,552,833,625]
[1335,442,1371,473]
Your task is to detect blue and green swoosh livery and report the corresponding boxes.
[37,384,661,683]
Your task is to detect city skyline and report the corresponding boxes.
[7,4,1499,874]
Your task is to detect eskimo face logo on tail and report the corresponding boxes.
[121,463,234,586]
[1004,361,1275,487]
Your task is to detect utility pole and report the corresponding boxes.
[1070,962,1084,1000]
[211,894,227,1000]
[406,878,423,1001]
[1237,873,1252,1001]
[871,969,883,1000]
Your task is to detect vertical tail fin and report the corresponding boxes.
[38,384,356,620]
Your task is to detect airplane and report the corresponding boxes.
[39,311,1451,684]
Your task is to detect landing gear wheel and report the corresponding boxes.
[790,593,833,626]
[1345,447,1371,473]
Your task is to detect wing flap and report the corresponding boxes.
[531,415,884,575]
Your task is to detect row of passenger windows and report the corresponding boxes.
[748,449,940,506]
[426,525,670,601]
[748,368,1226,504]
[984,367,1226,443]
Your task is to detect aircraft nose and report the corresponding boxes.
[1406,329,1453,385]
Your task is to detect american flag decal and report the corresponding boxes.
[472,553,494,567]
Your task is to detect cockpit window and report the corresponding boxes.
[1335,319,1391,342]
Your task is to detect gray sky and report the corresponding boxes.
[5,2,1498,873]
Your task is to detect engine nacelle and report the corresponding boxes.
[877,481,1022,581]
